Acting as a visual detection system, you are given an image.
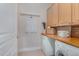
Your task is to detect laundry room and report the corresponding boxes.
[1,0,79,57]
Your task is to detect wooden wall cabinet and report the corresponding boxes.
[47,7,53,26]
[58,4,71,26]
[47,3,79,27]
[72,4,79,25]
[51,4,58,26]
[47,4,58,27]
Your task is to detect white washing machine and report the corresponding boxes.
[42,35,55,56]
[55,40,69,56]
[55,40,79,56]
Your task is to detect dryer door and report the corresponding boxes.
[55,49,68,56]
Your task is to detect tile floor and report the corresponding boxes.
[18,49,45,56]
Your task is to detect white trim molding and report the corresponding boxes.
[19,47,41,52]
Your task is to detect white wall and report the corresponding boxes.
[0,4,17,33]
[17,3,51,51]
[0,4,17,56]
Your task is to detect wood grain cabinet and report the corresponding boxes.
[58,4,71,26]
[47,4,58,27]
[72,4,79,25]
[47,7,53,26]
[47,3,79,27]
[51,4,58,26]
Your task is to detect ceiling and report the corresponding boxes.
[18,3,52,13]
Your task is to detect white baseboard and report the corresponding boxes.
[19,47,41,52]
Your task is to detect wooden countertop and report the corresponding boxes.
[42,33,79,48]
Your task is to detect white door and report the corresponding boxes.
[18,15,42,51]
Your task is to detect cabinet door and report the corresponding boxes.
[72,4,79,25]
[47,7,53,26]
[51,4,58,26]
[58,4,71,26]
[47,4,58,27]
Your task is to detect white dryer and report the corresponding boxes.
[55,40,69,56]
[55,40,79,56]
